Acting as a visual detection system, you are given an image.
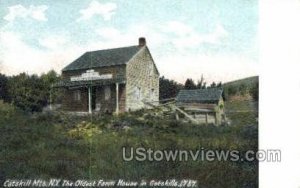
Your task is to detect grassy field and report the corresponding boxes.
[0,101,258,188]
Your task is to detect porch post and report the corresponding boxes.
[116,83,119,115]
[88,86,92,114]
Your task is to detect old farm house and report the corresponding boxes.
[54,38,159,114]
[176,88,225,125]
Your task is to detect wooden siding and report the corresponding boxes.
[61,88,88,112]
[176,97,225,126]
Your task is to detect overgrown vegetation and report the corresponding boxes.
[0,100,258,187]
[0,71,61,112]
[223,76,259,101]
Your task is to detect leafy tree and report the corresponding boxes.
[7,70,61,112]
[40,70,61,104]
[0,74,9,102]
[184,78,196,90]
[8,73,45,112]
[210,82,217,88]
[159,76,183,100]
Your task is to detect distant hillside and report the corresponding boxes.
[223,76,258,88]
[222,76,259,101]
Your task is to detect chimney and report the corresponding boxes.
[138,37,146,47]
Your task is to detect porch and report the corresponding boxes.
[52,79,126,114]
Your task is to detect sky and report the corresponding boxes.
[0,0,258,84]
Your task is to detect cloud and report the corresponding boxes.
[94,21,229,55]
[38,35,69,50]
[0,31,82,75]
[77,0,117,21]
[3,4,48,22]
[204,23,228,44]
[165,21,194,36]
[0,20,256,84]
[163,21,228,51]
[92,24,165,50]
[93,24,255,84]
[0,31,45,74]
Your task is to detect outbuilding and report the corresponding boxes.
[176,88,225,125]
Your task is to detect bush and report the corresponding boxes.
[0,100,21,121]
[5,71,61,113]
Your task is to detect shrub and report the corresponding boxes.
[0,100,21,121]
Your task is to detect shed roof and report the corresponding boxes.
[176,88,223,103]
[62,45,142,71]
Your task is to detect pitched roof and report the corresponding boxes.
[176,88,223,103]
[62,45,142,71]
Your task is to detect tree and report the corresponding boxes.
[159,76,183,100]
[196,74,206,89]
[7,70,61,112]
[210,82,217,88]
[184,78,196,90]
[0,74,9,102]
[40,70,61,104]
[8,73,44,112]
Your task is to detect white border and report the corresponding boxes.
[260,0,300,187]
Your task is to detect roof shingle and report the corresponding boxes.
[62,45,141,71]
[176,88,223,103]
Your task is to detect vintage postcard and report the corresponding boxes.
[0,1,261,187]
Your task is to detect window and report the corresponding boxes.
[135,87,141,100]
[104,86,111,100]
[149,64,154,76]
[150,89,155,100]
[74,90,81,101]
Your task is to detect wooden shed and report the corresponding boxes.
[176,88,225,125]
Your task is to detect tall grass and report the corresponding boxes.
[0,103,258,187]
